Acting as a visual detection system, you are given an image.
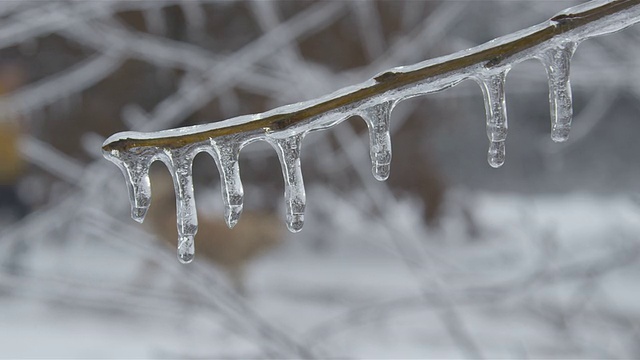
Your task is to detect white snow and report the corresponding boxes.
[2,190,639,358]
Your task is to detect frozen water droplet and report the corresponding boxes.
[538,42,577,143]
[287,213,304,233]
[374,163,390,181]
[270,134,306,233]
[169,147,199,260]
[177,235,195,264]
[210,141,244,229]
[361,101,393,181]
[476,71,509,167]
[488,141,505,168]
[131,206,149,223]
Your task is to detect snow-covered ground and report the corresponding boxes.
[1,189,639,358]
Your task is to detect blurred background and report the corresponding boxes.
[2,0,640,358]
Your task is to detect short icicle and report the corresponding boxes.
[476,70,509,168]
[271,134,306,233]
[168,148,199,264]
[361,101,394,181]
[108,150,154,223]
[211,141,244,229]
[538,42,577,142]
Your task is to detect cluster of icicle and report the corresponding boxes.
[103,0,640,263]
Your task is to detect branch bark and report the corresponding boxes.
[103,0,640,153]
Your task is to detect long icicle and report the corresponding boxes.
[210,140,244,229]
[168,147,198,264]
[476,70,509,168]
[538,41,578,142]
[270,134,306,233]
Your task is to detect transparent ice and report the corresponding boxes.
[361,101,394,181]
[111,149,153,223]
[269,133,306,233]
[101,0,640,263]
[208,140,244,229]
[538,42,578,143]
[476,71,509,168]
[169,146,199,264]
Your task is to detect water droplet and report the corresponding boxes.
[269,134,306,233]
[177,235,195,264]
[361,101,393,181]
[538,42,577,143]
[488,141,505,168]
[476,71,509,167]
[210,141,244,229]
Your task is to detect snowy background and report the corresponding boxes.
[2,0,640,358]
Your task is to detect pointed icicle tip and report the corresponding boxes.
[224,204,243,229]
[113,156,152,224]
[131,206,149,223]
[177,235,195,264]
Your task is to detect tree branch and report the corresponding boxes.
[103,0,640,153]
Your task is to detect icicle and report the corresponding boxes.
[271,134,306,233]
[211,141,244,229]
[361,101,393,181]
[110,150,153,223]
[168,148,198,264]
[538,42,577,142]
[476,71,509,168]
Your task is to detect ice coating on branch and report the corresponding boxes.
[361,101,394,181]
[269,134,306,233]
[476,71,509,168]
[554,0,612,16]
[168,146,199,264]
[206,139,244,228]
[538,42,577,142]
[101,0,640,263]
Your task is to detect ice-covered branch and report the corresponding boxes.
[104,1,640,152]
[110,1,344,134]
[102,0,640,263]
